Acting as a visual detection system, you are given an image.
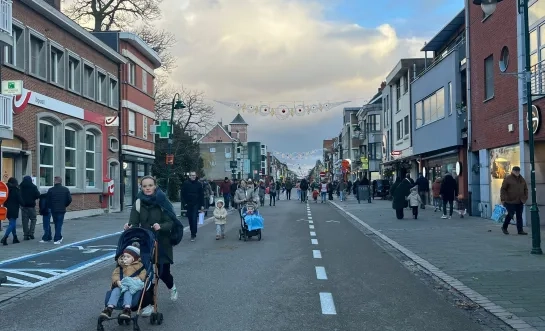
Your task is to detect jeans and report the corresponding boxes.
[433,197,441,209]
[216,224,225,236]
[42,212,52,241]
[4,218,17,238]
[269,193,276,206]
[340,191,345,201]
[107,287,132,308]
[443,200,454,216]
[503,203,524,232]
[52,212,65,242]
[223,194,230,209]
[21,207,37,236]
[187,205,199,238]
[301,190,307,202]
[321,192,327,202]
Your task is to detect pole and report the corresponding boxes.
[166,94,178,189]
[521,0,542,254]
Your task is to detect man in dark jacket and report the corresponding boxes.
[500,166,528,235]
[415,174,429,209]
[19,176,40,240]
[220,177,232,210]
[300,178,309,203]
[440,172,458,219]
[46,176,72,244]
[230,179,238,209]
[181,171,205,242]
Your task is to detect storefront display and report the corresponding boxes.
[489,145,520,206]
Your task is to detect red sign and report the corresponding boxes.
[0,181,8,205]
[320,172,326,176]
[165,154,174,165]
[391,150,401,156]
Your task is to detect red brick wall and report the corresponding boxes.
[201,125,233,143]
[469,3,519,151]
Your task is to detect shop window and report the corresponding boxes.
[50,44,65,86]
[39,121,55,187]
[85,132,96,187]
[4,24,25,70]
[29,33,47,79]
[97,71,108,104]
[83,63,95,99]
[64,127,77,187]
[68,55,81,93]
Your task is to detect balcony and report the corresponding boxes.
[0,0,11,38]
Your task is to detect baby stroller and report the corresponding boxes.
[97,228,163,331]
[238,204,264,241]
[312,189,319,203]
[457,195,467,218]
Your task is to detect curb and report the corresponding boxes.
[329,200,537,331]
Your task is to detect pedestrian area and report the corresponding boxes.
[331,197,545,330]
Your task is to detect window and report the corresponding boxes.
[224,161,231,172]
[30,34,46,78]
[414,87,446,128]
[396,82,401,112]
[368,114,380,132]
[396,120,403,141]
[225,146,232,158]
[499,46,509,72]
[68,55,81,92]
[50,45,65,86]
[142,70,147,93]
[128,111,135,135]
[39,121,54,187]
[97,72,108,104]
[210,147,216,153]
[64,128,77,187]
[128,62,136,85]
[403,75,408,93]
[448,82,453,115]
[83,64,95,98]
[529,0,545,27]
[4,25,25,70]
[404,115,409,137]
[85,133,96,187]
[143,117,148,139]
[109,78,119,108]
[484,55,494,99]
[369,142,382,160]
[108,137,119,152]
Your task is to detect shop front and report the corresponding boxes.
[123,155,154,207]
[420,148,467,205]
[488,145,520,207]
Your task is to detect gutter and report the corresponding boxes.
[465,0,474,215]
[117,62,124,211]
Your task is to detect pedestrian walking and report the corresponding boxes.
[181,171,205,242]
[1,177,23,245]
[19,176,40,240]
[46,176,72,245]
[213,198,228,240]
[125,176,178,304]
[219,177,231,210]
[440,172,457,219]
[406,186,423,219]
[415,173,429,209]
[201,178,213,216]
[269,182,277,206]
[320,180,328,203]
[391,177,411,219]
[432,177,442,212]
[258,180,266,207]
[234,180,259,211]
[500,166,528,235]
[338,180,347,201]
[275,180,281,201]
[285,180,293,200]
[38,193,52,243]
[300,177,309,203]
[230,179,239,209]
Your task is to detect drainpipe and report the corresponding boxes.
[516,0,528,226]
[465,0,473,216]
[117,63,124,211]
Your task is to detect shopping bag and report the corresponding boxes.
[266,187,270,194]
[198,212,205,225]
[491,204,507,223]
[209,195,214,206]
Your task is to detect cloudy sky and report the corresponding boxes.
[143,0,464,172]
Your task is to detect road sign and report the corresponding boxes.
[154,120,172,139]
[0,181,8,205]
[1,80,23,95]
[166,154,174,165]
[230,161,237,169]
[0,206,7,220]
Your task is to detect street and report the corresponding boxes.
[0,198,510,331]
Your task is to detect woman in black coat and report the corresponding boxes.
[1,177,23,245]
[391,177,411,219]
[440,172,458,218]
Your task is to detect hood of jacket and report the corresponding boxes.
[215,197,225,209]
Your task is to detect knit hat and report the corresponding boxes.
[23,176,32,182]
[124,242,140,260]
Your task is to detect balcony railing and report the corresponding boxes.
[0,94,12,129]
[0,0,12,36]
[413,37,466,82]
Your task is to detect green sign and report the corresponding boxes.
[1,80,23,95]
[155,121,172,139]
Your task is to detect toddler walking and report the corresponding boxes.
[214,198,228,240]
[101,242,146,320]
[407,186,423,219]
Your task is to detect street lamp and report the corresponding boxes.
[472,0,542,254]
[166,94,186,187]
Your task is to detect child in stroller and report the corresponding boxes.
[238,203,264,241]
[312,189,319,203]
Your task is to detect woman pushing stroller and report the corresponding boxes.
[234,179,259,211]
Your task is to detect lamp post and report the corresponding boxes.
[472,0,542,254]
[166,94,186,188]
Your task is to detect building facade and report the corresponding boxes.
[411,10,469,205]
[93,31,161,208]
[356,86,383,180]
[0,0,13,142]
[340,107,360,180]
[6,0,125,218]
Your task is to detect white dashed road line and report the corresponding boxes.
[315,266,328,280]
[319,292,337,315]
[311,238,318,245]
[310,231,316,236]
[313,250,322,259]
[309,225,315,229]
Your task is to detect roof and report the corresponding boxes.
[196,123,234,143]
[119,32,162,69]
[421,9,465,52]
[230,114,248,125]
[385,58,427,83]
[22,0,126,64]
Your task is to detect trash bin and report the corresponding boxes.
[357,185,372,204]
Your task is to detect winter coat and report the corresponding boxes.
[46,183,72,213]
[181,179,205,208]
[258,185,266,198]
[415,177,429,192]
[269,184,276,194]
[500,174,528,204]
[230,182,238,195]
[285,181,293,190]
[300,179,309,190]
[234,186,258,210]
[219,181,231,195]
[111,258,146,287]
[213,199,228,225]
[19,177,40,207]
[432,180,441,198]
[392,179,411,210]
[440,173,458,201]
[129,199,173,264]
[406,188,423,207]
[337,181,346,191]
[5,184,22,219]
[38,193,49,215]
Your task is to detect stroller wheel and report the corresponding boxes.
[117,315,124,325]
[150,313,157,325]
[243,234,247,241]
[125,319,131,325]
[157,313,164,325]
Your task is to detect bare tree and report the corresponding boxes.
[65,0,162,31]
[131,24,177,73]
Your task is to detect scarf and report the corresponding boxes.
[137,188,178,225]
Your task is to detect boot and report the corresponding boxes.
[12,236,20,244]
[216,235,220,240]
[1,236,7,246]
[24,235,30,240]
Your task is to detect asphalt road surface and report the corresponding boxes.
[0,198,508,331]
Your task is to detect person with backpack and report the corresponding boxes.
[124,176,180,307]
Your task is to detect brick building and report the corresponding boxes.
[93,31,161,207]
[4,0,126,218]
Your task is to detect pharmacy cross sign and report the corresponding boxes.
[155,120,172,139]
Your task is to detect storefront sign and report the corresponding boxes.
[527,105,542,135]
[455,162,462,176]
[105,116,119,126]
[2,80,23,95]
[13,89,85,118]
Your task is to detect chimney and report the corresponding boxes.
[379,81,386,92]
[44,0,62,10]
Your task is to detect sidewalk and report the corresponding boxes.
[331,197,545,330]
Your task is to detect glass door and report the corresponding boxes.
[2,157,15,183]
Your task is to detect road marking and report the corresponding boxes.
[311,239,318,245]
[313,250,322,258]
[1,270,47,280]
[309,221,314,224]
[309,225,315,229]
[315,266,328,280]
[308,216,313,219]
[319,292,337,315]
[310,231,316,236]
[326,220,340,223]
